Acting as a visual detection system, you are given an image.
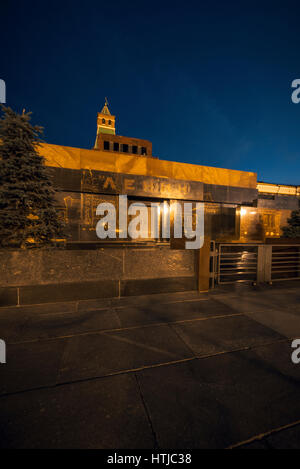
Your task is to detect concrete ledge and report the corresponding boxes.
[120,276,197,297]
[0,289,204,317]
[0,301,78,316]
[19,280,119,305]
[0,277,197,307]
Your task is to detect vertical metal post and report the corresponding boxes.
[210,241,216,289]
[217,244,221,285]
[257,246,264,284]
[264,245,272,283]
[257,245,272,283]
[198,236,211,292]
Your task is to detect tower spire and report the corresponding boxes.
[100,97,111,116]
[94,98,116,148]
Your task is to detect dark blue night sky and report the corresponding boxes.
[2,0,300,184]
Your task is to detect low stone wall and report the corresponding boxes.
[0,247,197,306]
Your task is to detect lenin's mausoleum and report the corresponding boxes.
[0,101,299,306]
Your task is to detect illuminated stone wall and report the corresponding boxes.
[0,247,197,306]
[39,142,298,244]
[39,142,258,189]
[49,165,258,243]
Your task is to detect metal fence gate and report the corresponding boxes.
[271,245,300,282]
[210,243,300,286]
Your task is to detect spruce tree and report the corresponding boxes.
[282,209,300,238]
[0,106,65,248]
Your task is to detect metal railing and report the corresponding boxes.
[217,244,259,284]
[210,242,300,286]
[271,245,300,282]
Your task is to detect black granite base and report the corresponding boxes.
[0,277,197,307]
[0,287,18,307]
[120,276,197,297]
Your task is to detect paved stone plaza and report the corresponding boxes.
[0,282,300,449]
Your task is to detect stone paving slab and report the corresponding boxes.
[2,297,236,344]
[78,290,206,312]
[237,423,300,449]
[18,308,121,342]
[0,339,66,395]
[171,315,283,357]
[137,341,300,449]
[255,294,300,315]
[237,425,300,449]
[0,374,154,449]
[0,285,300,449]
[213,295,282,314]
[57,324,194,383]
[211,284,300,314]
[115,298,236,328]
[0,313,30,343]
[237,439,270,449]
[244,309,300,339]
[263,424,300,449]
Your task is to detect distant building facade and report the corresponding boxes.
[94,99,152,157]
